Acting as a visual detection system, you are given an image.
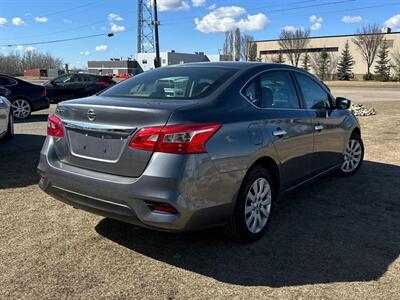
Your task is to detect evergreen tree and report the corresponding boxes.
[316,48,329,80]
[337,41,355,80]
[272,50,285,63]
[302,52,310,71]
[374,40,391,81]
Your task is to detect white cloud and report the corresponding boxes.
[0,17,7,26]
[207,3,216,10]
[12,17,24,26]
[35,16,48,23]
[384,14,400,31]
[80,51,91,55]
[195,6,269,33]
[110,22,125,32]
[25,46,35,52]
[108,13,123,21]
[95,44,108,51]
[341,15,363,24]
[25,13,32,16]
[147,0,190,12]
[283,25,298,33]
[1,46,7,50]
[63,18,73,24]
[309,15,322,31]
[192,0,206,7]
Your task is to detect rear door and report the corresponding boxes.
[47,74,73,102]
[244,70,314,188]
[294,72,347,173]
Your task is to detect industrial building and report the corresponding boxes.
[254,30,400,79]
[87,59,142,76]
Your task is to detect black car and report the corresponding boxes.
[45,73,116,103]
[0,74,50,119]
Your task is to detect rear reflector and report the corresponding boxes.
[42,89,47,97]
[96,81,110,87]
[129,123,221,154]
[47,114,64,138]
[146,201,178,214]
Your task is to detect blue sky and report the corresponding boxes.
[0,0,399,68]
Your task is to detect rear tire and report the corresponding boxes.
[226,166,276,242]
[337,133,364,176]
[5,111,14,140]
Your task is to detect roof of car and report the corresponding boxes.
[174,61,304,72]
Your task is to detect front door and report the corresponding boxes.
[294,73,347,174]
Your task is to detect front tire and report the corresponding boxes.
[338,133,364,176]
[5,111,14,140]
[11,99,32,119]
[226,166,275,242]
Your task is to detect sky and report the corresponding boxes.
[0,0,400,68]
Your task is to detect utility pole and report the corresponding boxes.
[153,0,161,68]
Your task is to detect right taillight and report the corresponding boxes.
[129,123,221,154]
[47,114,64,138]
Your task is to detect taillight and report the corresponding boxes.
[42,88,47,97]
[129,123,221,154]
[47,114,64,138]
[96,81,110,87]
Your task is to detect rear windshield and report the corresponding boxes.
[100,67,237,99]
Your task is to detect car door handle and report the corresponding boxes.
[315,124,324,131]
[272,129,287,137]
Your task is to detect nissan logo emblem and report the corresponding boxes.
[87,109,96,121]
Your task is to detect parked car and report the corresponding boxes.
[0,74,49,119]
[44,73,116,103]
[38,62,364,242]
[118,73,133,79]
[0,91,14,140]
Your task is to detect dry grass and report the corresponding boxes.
[0,101,399,299]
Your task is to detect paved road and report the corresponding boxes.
[330,87,400,103]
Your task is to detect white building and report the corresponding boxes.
[136,51,229,71]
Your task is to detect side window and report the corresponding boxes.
[243,79,260,107]
[53,74,73,84]
[295,73,331,110]
[259,71,300,109]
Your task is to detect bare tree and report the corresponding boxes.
[391,48,400,77]
[228,31,234,61]
[241,34,254,61]
[234,28,241,61]
[352,23,384,75]
[223,32,229,56]
[278,28,310,67]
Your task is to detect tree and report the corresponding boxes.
[302,52,310,71]
[241,34,255,61]
[234,28,241,61]
[272,51,285,63]
[247,42,257,61]
[392,49,400,78]
[317,48,329,80]
[278,28,310,67]
[310,48,336,80]
[374,40,391,81]
[352,23,384,75]
[229,31,234,61]
[337,41,355,80]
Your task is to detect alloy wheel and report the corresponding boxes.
[244,177,272,234]
[12,99,31,119]
[341,139,362,173]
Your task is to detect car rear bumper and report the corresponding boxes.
[32,97,50,111]
[37,137,244,231]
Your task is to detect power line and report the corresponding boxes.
[0,33,114,47]
[45,0,106,17]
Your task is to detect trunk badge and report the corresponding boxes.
[87,109,96,121]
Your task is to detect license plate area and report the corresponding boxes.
[67,129,127,162]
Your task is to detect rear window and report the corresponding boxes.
[100,67,237,99]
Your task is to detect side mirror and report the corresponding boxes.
[336,97,351,110]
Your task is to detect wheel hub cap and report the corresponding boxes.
[341,139,362,173]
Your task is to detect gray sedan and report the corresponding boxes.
[0,89,14,140]
[38,62,364,242]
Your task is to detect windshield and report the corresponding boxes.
[100,66,237,100]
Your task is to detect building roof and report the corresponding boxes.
[254,31,400,43]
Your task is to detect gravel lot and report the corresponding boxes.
[1,92,399,299]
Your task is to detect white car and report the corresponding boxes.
[0,88,14,140]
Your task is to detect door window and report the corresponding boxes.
[295,73,331,110]
[259,71,300,109]
[53,74,73,84]
[243,79,260,107]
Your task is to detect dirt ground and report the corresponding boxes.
[0,98,399,299]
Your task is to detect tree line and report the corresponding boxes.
[223,23,400,81]
[0,51,63,77]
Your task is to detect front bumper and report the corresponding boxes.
[38,137,244,231]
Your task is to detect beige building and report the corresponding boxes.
[255,31,400,79]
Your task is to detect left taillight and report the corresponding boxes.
[129,123,221,154]
[41,88,47,97]
[47,114,64,138]
[96,81,110,87]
